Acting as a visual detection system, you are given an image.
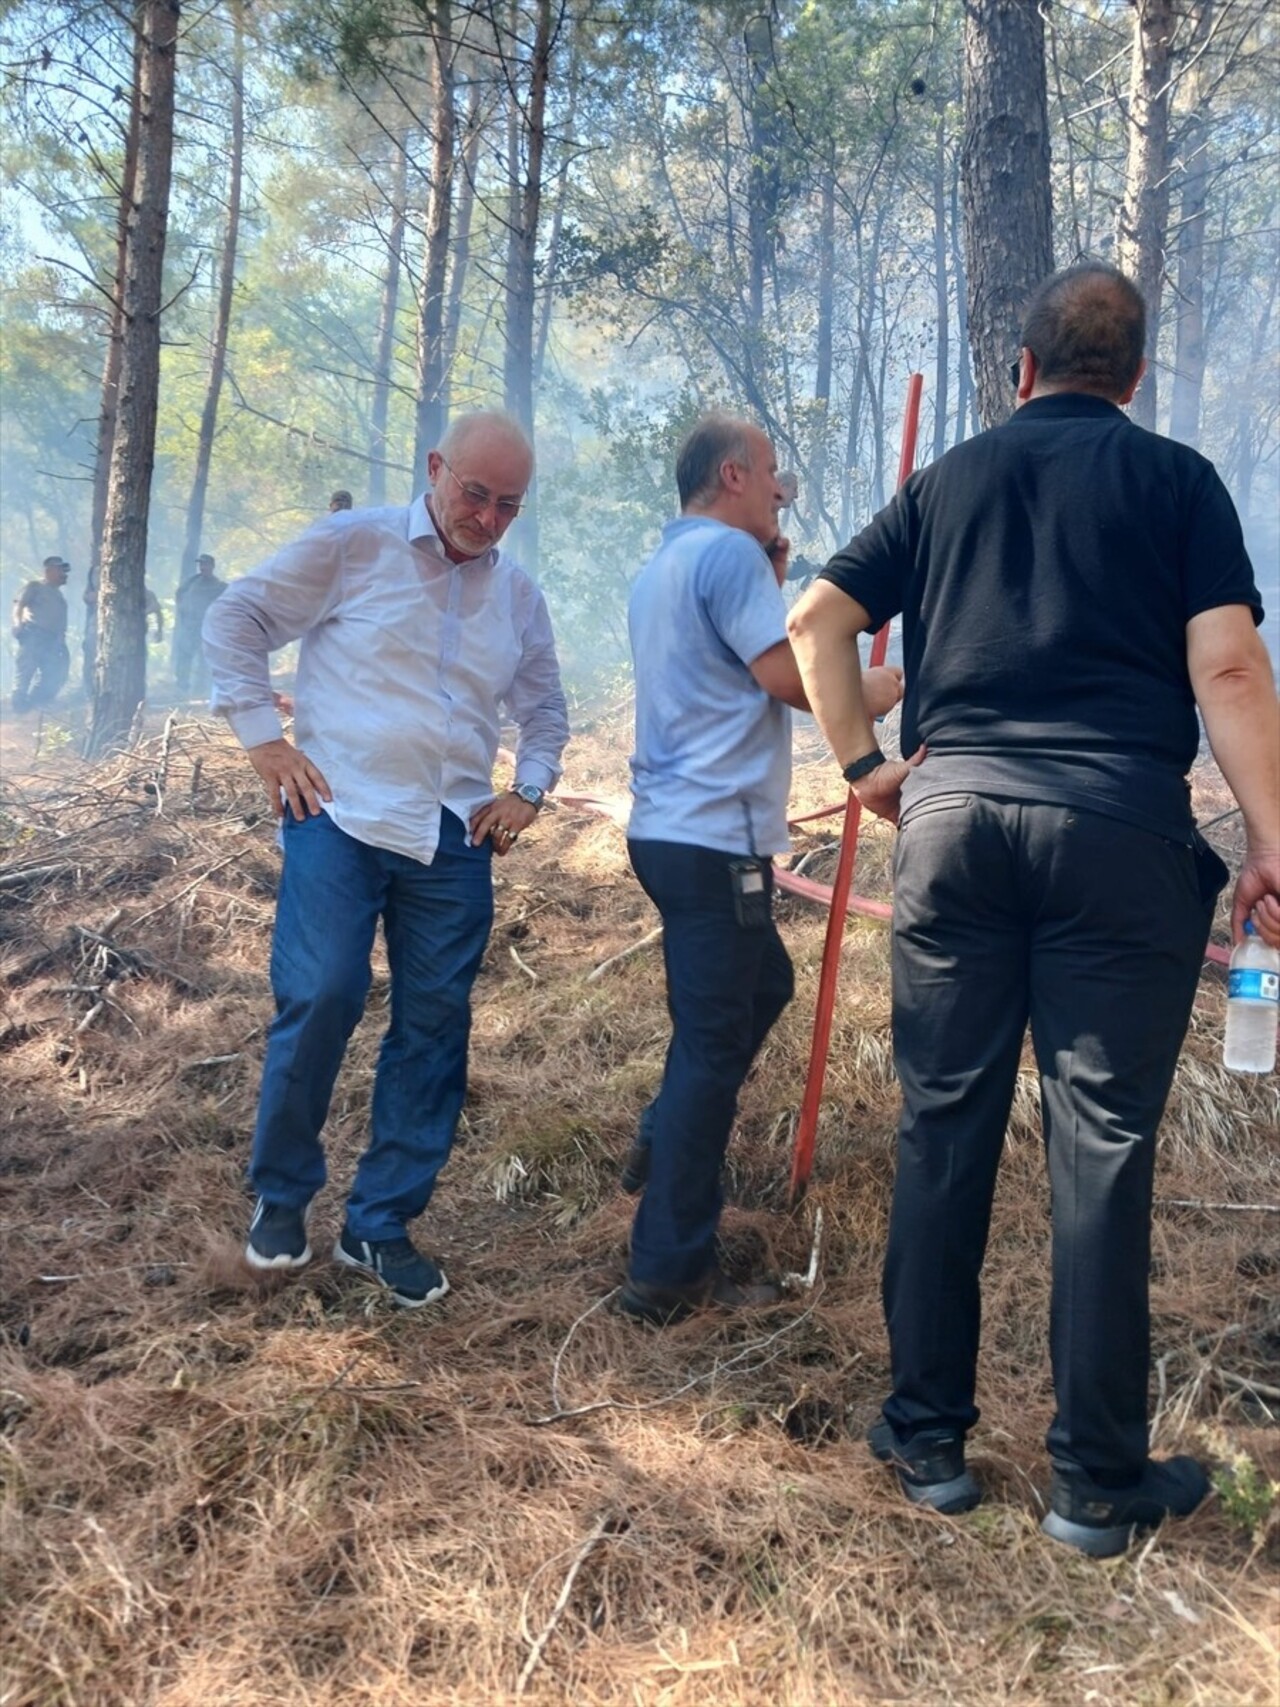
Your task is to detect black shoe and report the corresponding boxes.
[868,1417,982,1515]
[619,1141,650,1195]
[245,1198,311,1270]
[1041,1456,1211,1557]
[616,1266,782,1326]
[334,1228,450,1309]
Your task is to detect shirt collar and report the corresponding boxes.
[1011,393,1127,422]
[407,491,498,569]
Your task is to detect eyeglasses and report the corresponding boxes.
[440,458,525,519]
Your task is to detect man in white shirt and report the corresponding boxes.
[204,412,569,1306]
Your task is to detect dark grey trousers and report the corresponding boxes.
[881,795,1218,1475]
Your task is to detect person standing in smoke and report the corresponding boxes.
[617,414,902,1325]
[172,554,226,697]
[11,555,71,712]
[204,411,569,1309]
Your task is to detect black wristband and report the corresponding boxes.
[842,748,887,784]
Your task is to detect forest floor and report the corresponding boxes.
[1,701,1277,1707]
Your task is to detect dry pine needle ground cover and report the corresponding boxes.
[1,709,1277,1707]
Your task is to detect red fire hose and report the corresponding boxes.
[787,373,923,1205]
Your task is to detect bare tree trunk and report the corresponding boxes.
[369,127,410,504]
[87,0,179,757]
[743,14,780,360]
[413,8,456,479]
[1168,1,1213,447]
[950,164,974,446]
[503,0,551,570]
[960,0,1054,430]
[89,18,143,595]
[534,45,579,386]
[442,81,482,419]
[180,0,243,582]
[1116,0,1175,431]
[809,162,836,522]
[931,111,950,463]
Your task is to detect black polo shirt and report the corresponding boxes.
[820,393,1263,841]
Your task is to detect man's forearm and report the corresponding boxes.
[786,584,879,765]
[1197,655,1280,851]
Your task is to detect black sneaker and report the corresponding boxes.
[616,1266,782,1326]
[868,1417,982,1515]
[619,1141,650,1194]
[1041,1456,1211,1557]
[334,1228,450,1309]
[245,1198,311,1270]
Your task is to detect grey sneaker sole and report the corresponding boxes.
[332,1239,450,1308]
[244,1240,312,1271]
[899,1469,982,1515]
[1041,1511,1136,1557]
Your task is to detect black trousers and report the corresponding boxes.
[627,839,794,1287]
[882,796,1216,1476]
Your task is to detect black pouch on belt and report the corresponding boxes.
[1191,830,1230,905]
[728,857,770,928]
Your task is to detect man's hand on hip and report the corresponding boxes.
[247,737,332,821]
[470,793,538,856]
[853,745,926,827]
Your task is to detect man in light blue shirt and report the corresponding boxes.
[620,414,901,1324]
[205,411,568,1306]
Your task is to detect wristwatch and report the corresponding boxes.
[510,782,545,810]
[842,748,887,784]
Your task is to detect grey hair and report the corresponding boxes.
[676,413,754,509]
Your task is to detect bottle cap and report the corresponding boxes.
[1243,919,1257,936]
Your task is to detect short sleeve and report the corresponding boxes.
[819,484,915,630]
[697,531,788,666]
[1181,460,1263,626]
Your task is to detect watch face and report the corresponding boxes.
[515,784,544,806]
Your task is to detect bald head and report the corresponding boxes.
[1020,263,1146,401]
[437,411,533,472]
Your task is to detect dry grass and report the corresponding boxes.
[1,710,1277,1707]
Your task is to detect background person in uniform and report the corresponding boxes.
[619,413,902,1325]
[172,554,226,696]
[204,411,569,1309]
[788,262,1278,1555]
[11,556,71,712]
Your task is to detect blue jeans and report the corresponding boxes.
[627,839,794,1287]
[250,807,493,1241]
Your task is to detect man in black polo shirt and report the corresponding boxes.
[788,263,1278,1556]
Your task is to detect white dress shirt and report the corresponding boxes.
[203,494,569,864]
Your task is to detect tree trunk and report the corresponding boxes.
[503,0,551,570]
[180,0,243,583]
[87,0,179,757]
[950,162,974,446]
[931,111,950,463]
[960,0,1054,430]
[89,17,144,598]
[534,43,579,386]
[743,14,780,358]
[1116,0,1175,431]
[369,127,410,504]
[809,162,836,523]
[442,81,482,420]
[413,8,456,479]
[1168,1,1213,447]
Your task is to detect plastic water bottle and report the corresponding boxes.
[1223,920,1279,1073]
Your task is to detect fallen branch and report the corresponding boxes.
[1215,1368,1280,1402]
[0,864,73,891]
[586,925,662,983]
[516,1513,617,1697]
[509,944,538,984]
[1156,1198,1280,1214]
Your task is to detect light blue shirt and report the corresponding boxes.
[628,515,792,855]
[204,494,568,865]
